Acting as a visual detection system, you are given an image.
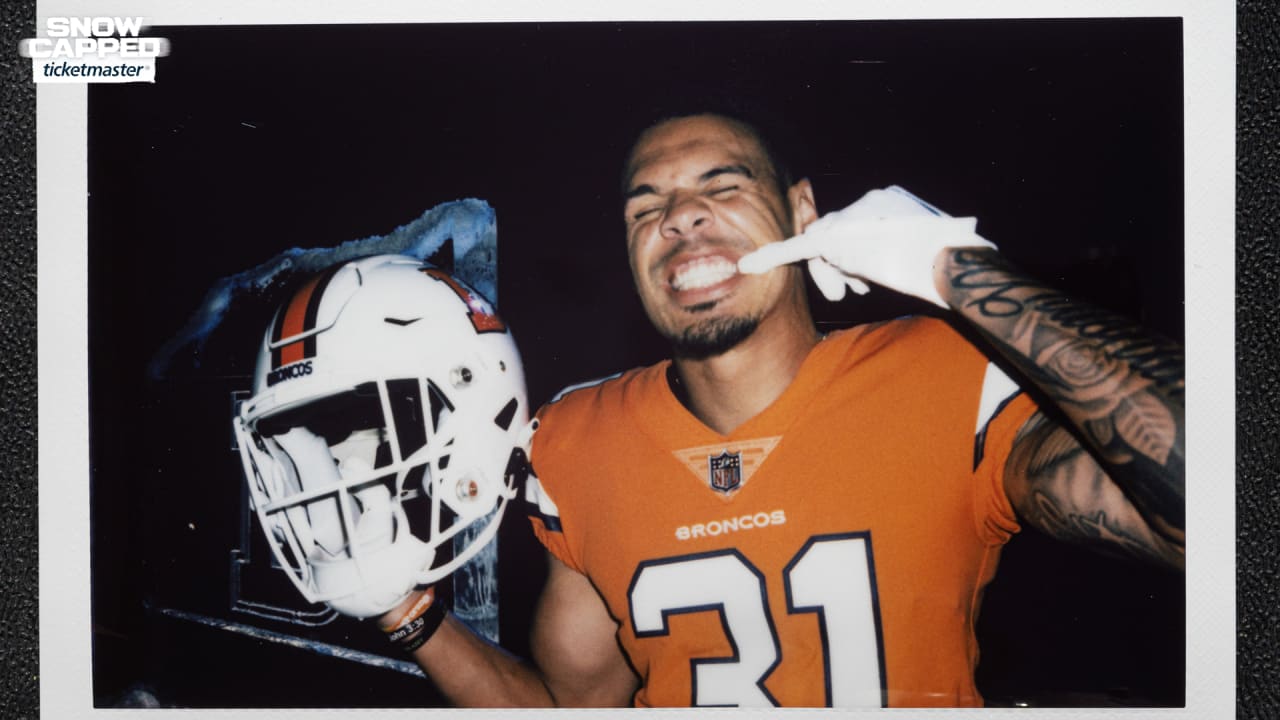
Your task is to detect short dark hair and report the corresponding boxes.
[618,100,809,201]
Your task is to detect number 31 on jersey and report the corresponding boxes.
[628,532,887,707]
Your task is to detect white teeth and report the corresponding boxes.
[671,256,737,291]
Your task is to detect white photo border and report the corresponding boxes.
[38,1,1235,718]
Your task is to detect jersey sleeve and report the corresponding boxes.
[523,469,582,573]
[522,378,618,576]
[970,362,1040,545]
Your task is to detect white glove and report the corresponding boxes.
[738,185,996,308]
[272,427,431,619]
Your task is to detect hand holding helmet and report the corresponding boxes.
[738,185,996,308]
[233,254,532,620]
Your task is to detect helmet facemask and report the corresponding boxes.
[232,255,529,619]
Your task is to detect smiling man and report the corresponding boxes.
[620,114,823,434]
[379,111,1185,708]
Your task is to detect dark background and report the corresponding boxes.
[2,14,1228,707]
[11,5,1280,720]
[82,20,1189,709]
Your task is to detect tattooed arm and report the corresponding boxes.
[936,248,1184,570]
[736,187,1184,567]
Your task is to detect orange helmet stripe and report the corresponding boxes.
[270,265,340,370]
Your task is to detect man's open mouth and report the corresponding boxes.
[669,255,738,292]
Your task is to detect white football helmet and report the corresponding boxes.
[233,254,531,619]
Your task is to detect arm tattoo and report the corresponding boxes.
[1010,416,1184,567]
[1026,489,1177,567]
[942,248,1185,548]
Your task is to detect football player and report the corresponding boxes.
[335,114,1185,707]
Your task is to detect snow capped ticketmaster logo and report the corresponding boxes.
[18,17,169,84]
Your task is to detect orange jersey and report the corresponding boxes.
[526,317,1038,708]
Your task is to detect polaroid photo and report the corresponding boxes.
[36,1,1234,718]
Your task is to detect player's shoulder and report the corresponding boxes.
[529,363,668,487]
[533,362,664,442]
[544,369,633,407]
[540,363,651,409]
[828,313,972,358]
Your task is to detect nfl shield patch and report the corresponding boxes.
[708,450,742,494]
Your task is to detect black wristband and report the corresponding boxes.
[384,596,447,654]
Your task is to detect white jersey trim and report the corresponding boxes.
[548,371,624,404]
[524,475,561,520]
[975,361,1022,439]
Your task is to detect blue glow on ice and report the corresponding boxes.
[147,198,498,380]
[165,198,503,643]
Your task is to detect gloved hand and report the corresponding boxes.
[738,185,995,308]
[272,426,433,619]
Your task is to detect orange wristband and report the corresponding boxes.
[380,587,437,632]
[380,587,446,654]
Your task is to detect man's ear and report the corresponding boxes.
[787,178,818,233]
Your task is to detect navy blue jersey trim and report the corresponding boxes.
[973,391,1024,470]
